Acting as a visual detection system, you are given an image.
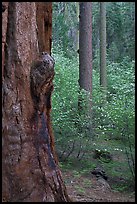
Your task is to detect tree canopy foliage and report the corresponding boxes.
[52,2,135,62]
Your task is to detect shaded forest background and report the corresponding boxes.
[51,2,135,193]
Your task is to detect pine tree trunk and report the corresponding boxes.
[2,2,71,202]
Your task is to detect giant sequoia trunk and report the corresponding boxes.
[2,2,71,202]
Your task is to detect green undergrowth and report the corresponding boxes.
[51,48,135,193]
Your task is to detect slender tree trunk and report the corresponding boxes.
[76,2,79,53]
[2,2,71,202]
[100,2,107,92]
[78,2,92,134]
[79,2,92,94]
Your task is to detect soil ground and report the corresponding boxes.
[58,134,135,202]
[62,170,135,202]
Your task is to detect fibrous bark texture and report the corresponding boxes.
[36,2,52,54]
[2,2,71,202]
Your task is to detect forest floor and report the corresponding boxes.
[62,170,135,202]
[58,134,135,202]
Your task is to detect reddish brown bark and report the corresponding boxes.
[36,2,52,54]
[2,2,71,202]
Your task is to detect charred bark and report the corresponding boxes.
[2,2,71,202]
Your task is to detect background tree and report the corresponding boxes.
[79,2,92,93]
[100,2,107,93]
[78,2,92,133]
[52,2,79,58]
[2,2,71,202]
[52,2,135,63]
[76,2,79,52]
[106,2,135,62]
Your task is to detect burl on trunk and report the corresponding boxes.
[2,2,71,202]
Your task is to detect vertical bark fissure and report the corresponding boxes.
[48,172,70,202]
[36,3,52,54]
[4,2,20,162]
[37,113,56,170]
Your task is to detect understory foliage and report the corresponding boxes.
[52,2,135,192]
[51,47,135,188]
